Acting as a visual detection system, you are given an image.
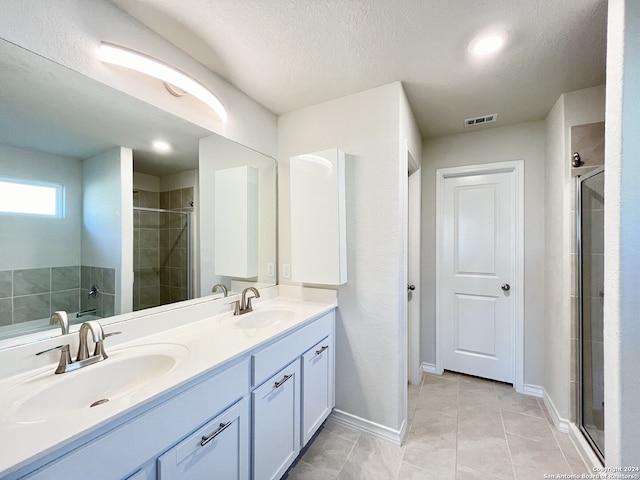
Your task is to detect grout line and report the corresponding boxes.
[499,402,519,480]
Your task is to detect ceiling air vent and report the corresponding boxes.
[464,113,498,127]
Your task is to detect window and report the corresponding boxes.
[0,177,64,217]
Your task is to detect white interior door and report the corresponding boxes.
[440,168,516,383]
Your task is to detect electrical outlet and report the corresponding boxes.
[267,263,274,278]
[283,264,291,279]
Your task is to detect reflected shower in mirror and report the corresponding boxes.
[0,38,276,344]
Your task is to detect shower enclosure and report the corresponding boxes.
[577,167,605,462]
[133,206,192,311]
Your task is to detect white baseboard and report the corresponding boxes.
[522,383,544,398]
[330,409,406,446]
[421,362,437,374]
[541,388,570,433]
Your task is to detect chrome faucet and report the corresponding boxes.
[36,316,120,374]
[211,283,228,297]
[231,287,260,315]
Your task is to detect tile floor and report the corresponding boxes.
[284,371,591,480]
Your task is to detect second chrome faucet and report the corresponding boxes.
[231,287,260,315]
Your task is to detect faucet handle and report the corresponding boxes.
[229,300,241,316]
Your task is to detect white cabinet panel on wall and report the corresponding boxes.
[290,149,347,285]
[214,166,258,278]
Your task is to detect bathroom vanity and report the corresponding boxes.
[0,287,336,480]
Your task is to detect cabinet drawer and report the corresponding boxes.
[158,397,249,479]
[252,311,333,387]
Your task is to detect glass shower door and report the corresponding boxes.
[578,167,605,461]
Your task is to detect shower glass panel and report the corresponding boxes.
[577,167,605,461]
[133,207,192,311]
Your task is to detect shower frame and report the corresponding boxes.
[576,166,605,464]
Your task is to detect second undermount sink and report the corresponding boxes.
[231,308,297,329]
[6,343,189,424]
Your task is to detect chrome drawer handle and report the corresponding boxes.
[200,421,232,447]
[315,345,329,355]
[274,374,292,388]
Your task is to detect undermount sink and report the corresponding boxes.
[225,308,297,329]
[5,343,188,424]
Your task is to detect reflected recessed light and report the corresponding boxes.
[152,140,172,153]
[469,31,507,57]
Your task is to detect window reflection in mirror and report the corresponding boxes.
[0,39,276,345]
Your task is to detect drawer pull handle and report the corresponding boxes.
[200,421,232,447]
[274,374,293,388]
[316,345,329,355]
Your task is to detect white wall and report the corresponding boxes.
[604,0,640,467]
[421,122,546,387]
[0,0,277,158]
[543,86,605,424]
[0,145,82,269]
[82,147,133,314]
[278,82,412,434]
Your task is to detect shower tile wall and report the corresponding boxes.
[0,265,115,326]
[570,122,604,428]
[133,187,192,311]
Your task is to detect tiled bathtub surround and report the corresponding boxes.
[0,265,116,326]
[133,188,192,311]
[286,372,589,480]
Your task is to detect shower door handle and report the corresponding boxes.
[501,283,511,291]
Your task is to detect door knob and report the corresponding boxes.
[501,283,511,291]
[408,284,416,291]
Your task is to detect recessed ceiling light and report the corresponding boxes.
[469,31,507,57]
[152,140,172,153]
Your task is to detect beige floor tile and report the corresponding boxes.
[300,429,356,475]
[457,464,514,480]
[498,391,546,418]
[416,393,458,418]
[397,462,432,479]
[457,435,514,478]
[322,419,361,443]
[457,409,505,439]
[410,409,458,439]
[501,410,556,444]
[337,434,404,480]
[402,432,456,473]
[507,434,572,473]
[286,460,337,480]
[458,390,502,418]
[553,431,591,475]
[513,464,554,480]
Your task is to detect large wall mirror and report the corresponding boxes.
[0,39,277,344]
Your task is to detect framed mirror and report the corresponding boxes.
[0,39,277,345]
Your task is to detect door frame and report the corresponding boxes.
[407,149,421,386]
[435,160,524,393]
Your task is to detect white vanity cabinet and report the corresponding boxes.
[251,310,335,479]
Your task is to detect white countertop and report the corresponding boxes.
[0,287,337,476]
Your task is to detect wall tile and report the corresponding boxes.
[140,229,159,249]
[139,268,160,288]
[139,287,160,309]
[140,211,159,228]
[103,268,116,295]
[90,267,104,290]
[0,298,12,326]
[0,270,12,298]
[81,290,103,316]
[51,289,80,314]
[140,249,158,269]
[14,268,50,296]
[102,294,115,318]
[182,187,194,208]
[14,293,50,323]
[139,190,159,209]
[81,266,92,289]
[170,189,182,210]
[51,266,80,291]
[159,191,170,210]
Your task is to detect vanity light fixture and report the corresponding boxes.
[98,42,227,123]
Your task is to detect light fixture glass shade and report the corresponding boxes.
[99,42,227,123]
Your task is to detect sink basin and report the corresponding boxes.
[6,343,188,424]
[224,308,297,329]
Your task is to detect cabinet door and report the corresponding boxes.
[157,397,249,480]
[252,360,300,480]
[301,336,333,446]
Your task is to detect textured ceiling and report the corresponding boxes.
[109,0,607,137]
